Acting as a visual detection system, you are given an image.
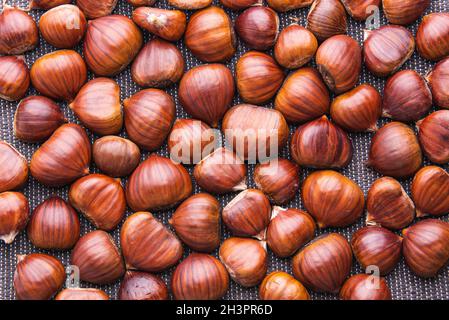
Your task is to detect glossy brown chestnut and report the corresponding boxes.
[124,89,176,151]
[426,57,449,108]
[14,253,65,300]
[366,177,415,230]
[126,154,192,211]
[0,141,28,193]
[302,170,364,228]
[131,38,185,88]
[193,147,247,194]
[363,25,415,77]
[30,123,91,187]
[28,0,71,10]
[132,7,186,42]
[254,159,300,205]
[27,196,80,250]
[351,226,402,275]
[71,230,125,284]
[30,50,87,101]
[39,4,87,49]
[93,136,141,177]
[330,84,381,132]
[69,174,125,231]
[185,6,236,62]
[235,6,279,51]
[267,0,313,12]
[275,68,329,124]
[119,271,168,300]
[55,288,109,300]
[383,0,429,25]
[417,13,449,61]
[179,64,234,127]
[0,192,29,244]
[267,207,316,258]
[236,51,284,105]
[259,271,310,300]
[340,0,380,21]
[403,219,449,277]
[170,193,221,252]
[14,96,66,143]
[169,0,212,9]
[84,15,143,76]
[340,274,392,300]
[127,0,157,7]
[367,122,422,178]
[222,189,271,238]
[0,5,38,55]
[121,212,183,272]
[172,253,229,300]
[307,0,347,41]
[0,56,29,102]
[219,237,267,287]
[382,70,432,122]
[411,166,449,217]
[291,116,353,169]
[292,233,353,293]
[76,0,117,19]
[221,0,261,10]
[417,111,449,164]
[274,24,317,69]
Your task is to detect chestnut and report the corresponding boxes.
[291,116,353,169]
[222,189,271,238]
[368,122,422,178]
[0,141,28,193]
[417,111,449,164]
[121,212,183,272]
[267,207,316,258]
[274,67,330,124]
[172,253,229,300]
[84,15,143,76]
[27,196,80,250]
[219,237,267,287]
[383,0,430,25]
[351,226,403,275]
[382,70,432,122]
[119,271,168,300]
[417,13,449,61]
[185,6,236,62]
[363,25,415,77]
[126,154,192,211]
[236,51,284,105]
[0,192,29,244]
[307,0,347,41]
[221,0,261,11]
[169,0,212,9]
[127,0,157,7]
[69,174,126,231]
[366,177,415,230]
[93,136,141,177]
[30,50,87,101]
[426,57,449,109]
[340,0,380,21]
[235,6,279,51]
[170,193,221,252]
[302,170,364,228]
[30,123,91,187]
[69,78,123,135]
[259,271,310,300]
[28,0,72,10]
[124,89,176,151]
[14,253,65,300]
[55,288,109,300]
[330,84,382,132]
[340,274,392,300]
[76,0,117,19]
[267,0,313,12]
[254,158,300,205]
[193,147,247,194]
[402,219,449,278]
[131,38,185,88]
[179,64,235,128]
[0,55,29,102]
[292,233,353,293]
[14,96,66,143]
[133,7,186,42]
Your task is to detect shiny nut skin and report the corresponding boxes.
[221,0,261,10]
[127,0,157,6]
[29,0,72,10]
[340,274,392,300]
[417,13,449,61]
[76,0,118,19]
[383,0,430,25]
[0,192,29,245]
[172,253,229,300]
[268,0,313,12]
[259,271,310,300]
[0,141,28,192]
[302,170,364,228]
[426,57,449,109]
[169,0,212,9]
[340,0,380,21]
[0,56,30,102]
[267,207,316,258]
[119,271,168,300]
[417,111,449,164]
[121,212,183,272]
[71,230,125,284]
[55,288,109,300]
[292,233,353,293]
[307,0,347,41]
[351,226,403,275]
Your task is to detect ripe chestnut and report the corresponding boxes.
[127,0,157,6]
[221,0,261,11]
[383,0,430,25]
[340,274,392,300]
[28,0,72,10]
[259,271,310,300]
[0,141,28,192]
[55,288,109,300]
[417,111,449,164]
[76,0,118,19]
[340,0,380,21]
[267,0,313,12]
[119,271,168,300]
[0,192,29,244]
[169,0,212,9]
[426,57,449,109]
[0,55,29,102]
[417,13,449,61]
[307,0,347,41]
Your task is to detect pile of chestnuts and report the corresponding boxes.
[1,0,449,302]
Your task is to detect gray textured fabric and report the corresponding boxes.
[1,0,449,300]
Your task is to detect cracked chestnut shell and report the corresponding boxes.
[417,13,449,61]
[0,141,28,193]
[0,192,29,245]
[417,111,449,164]
[55,288,109,300]
[307,0,347,41]
[340,274,392,300]
[0,55,30,102]
[426,57,449,109]
[119,271,168,300]
[383,0,430,25]
[259,271,310,300]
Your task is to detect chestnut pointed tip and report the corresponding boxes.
[0,231,18,245]
[254,228,267,241]
[16,254,26,263]
[363,29,372,41]
[382,111,392,119]
[317,221,326,229]
[232,180,248,192]
[271,206,285,220]
[367,124,378,132]
[416,209,426,218]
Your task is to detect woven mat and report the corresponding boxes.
[1,0,449,300]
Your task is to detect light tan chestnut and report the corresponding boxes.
[0,141,28,193]
[383,0,430,25]
[340,274,392,300]
[69,174,126,231]
[307,0,347,41]
[119,271,168,300]
[76,0,118,19]
[121,212,183,272]
[268,0,313,12]
[0,56,30,102]
[169,0,212,9]
[426,57,449,109]
[0,192,29,244]
[417,110,449,164]
[340,0,380,21]
[133,7,186,42]
[55,288,109,300]
[259,271,310,300]
[417,13,449,61]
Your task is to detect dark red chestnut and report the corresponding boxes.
[119,271,168,300]
[426,57,449,109]
[417,13,449,61]
[307,0,347,41]
[340,274,392,300]
[417,111,449,164]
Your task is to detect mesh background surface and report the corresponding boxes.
[1,0,449,300]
